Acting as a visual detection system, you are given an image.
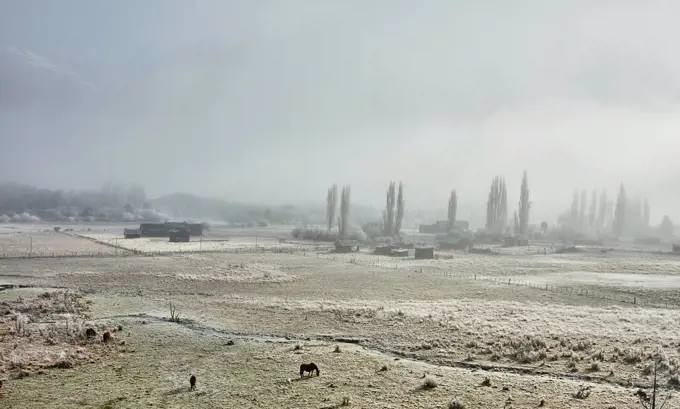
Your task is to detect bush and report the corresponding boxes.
[422,378,437,389]
[448,400,465,409]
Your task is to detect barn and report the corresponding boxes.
[139,222,204,238]
[414,247,434,259]
[374,245,392,255]
[169,228,190,243]
[124,228,142,239]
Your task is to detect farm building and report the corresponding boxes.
[124,228,142,239]
[169,228,190,243]
[374,245,392,255]
[390,249,409,257]
[414,247,434,259]
[139,222,204,238]
[335,240,359,253]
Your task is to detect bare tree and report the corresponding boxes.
[579,188,587,231]
[486,176,508,234]
[383,182,396,236]
[660,215,674,239]
[570,189,579,230]
[518,170,531,237]
[447,190,457,233]
[613,183,626,238]
[395,182,405,236]
[598,190,607,230]
[339,185,351,239]
[588,189,597,231]
[326,184,338,231]
[643,199,651,228]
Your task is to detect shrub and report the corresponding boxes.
[448,400,465,409]
[168,301,180,323]
[422,378,437,389]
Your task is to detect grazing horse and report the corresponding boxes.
[300,363,320,377]
[190,375,197,391]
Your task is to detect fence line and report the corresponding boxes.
[312,253,680,310]
[0,244,325,260]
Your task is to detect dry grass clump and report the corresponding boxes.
[447,399,465,409]
[422,377,438,390]
[573,386,592,399]
[623,349,644,364]
[504,336,549,364]
[0,291,119,379]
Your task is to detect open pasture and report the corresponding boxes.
[1,225,679,408]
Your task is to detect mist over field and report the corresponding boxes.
[2,1,680,227]
[5,4,680,409]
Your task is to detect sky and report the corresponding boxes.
[2,0,680,223]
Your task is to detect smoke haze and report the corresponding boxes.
[2,0,680,224]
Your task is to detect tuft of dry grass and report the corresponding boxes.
[573,386,592,399]
[422,377,437,390]
[168,301,180,323]
[448,399,465,409]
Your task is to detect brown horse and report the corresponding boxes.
[299,363,320,377]
[190,375,197,391]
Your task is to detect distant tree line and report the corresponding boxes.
[0,182,321,224]
[557,183,673,239]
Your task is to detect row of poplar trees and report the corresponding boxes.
[326,182,408,239]
[485,171,531,237]
[325,184,351,238]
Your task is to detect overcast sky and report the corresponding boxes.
[2,0,680,222]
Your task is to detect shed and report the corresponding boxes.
[169,228,190,243]
[335,240,359,253]
[124,228,142,239]
[390,249,409,257]
[414,247,434,259]
[374,245,392,255]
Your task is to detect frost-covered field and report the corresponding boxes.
[77,231,316,253]
[0,231,123,256]
[2,229,680,408]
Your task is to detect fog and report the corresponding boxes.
[2,0,680,224]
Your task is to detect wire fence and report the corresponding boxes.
[0,232,331,259]
[3,233,678,310]
[313,252,680,310]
